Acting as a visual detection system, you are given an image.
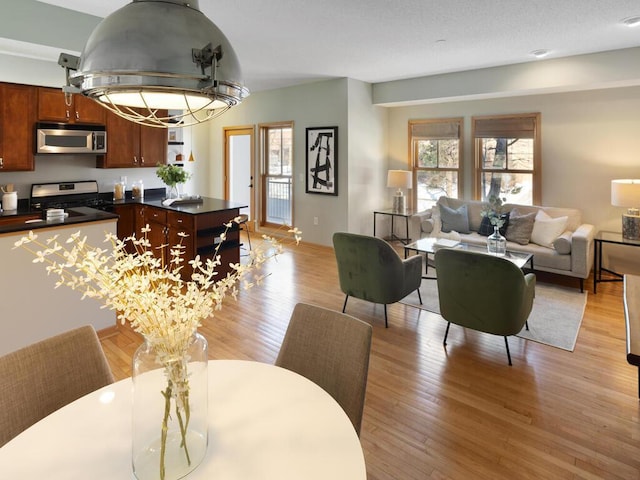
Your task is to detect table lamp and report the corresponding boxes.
[611,179,640,240]
[387,170,412,213]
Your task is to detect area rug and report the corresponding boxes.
[400,279,587,351]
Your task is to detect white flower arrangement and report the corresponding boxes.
[14,218,301,479]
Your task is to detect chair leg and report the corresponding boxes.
[384,304,388,328]
[443,322,451,346]
[525,320,529,331]
[416,288,423,305]
[244,225,252,250]
[342,295,349,313]
[504,336,513,366]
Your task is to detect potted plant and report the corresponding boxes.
[156,164,191,199]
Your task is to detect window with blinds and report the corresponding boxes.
[410,118,463,211]
[472,113,541,205]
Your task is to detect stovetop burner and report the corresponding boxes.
[30,180,110,211]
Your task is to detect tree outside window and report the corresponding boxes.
[473,113,541,205]
[410,119,462,211]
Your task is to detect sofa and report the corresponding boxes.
[409,196,595,291]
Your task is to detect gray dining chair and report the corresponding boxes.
[275,303,373,436]
[0,325,115,447]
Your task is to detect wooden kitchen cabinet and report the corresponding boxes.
[0,82,36,171]
[37,87,105,124]
[97,109,167,168]
[112,203,143,244]
[113,203,239,280]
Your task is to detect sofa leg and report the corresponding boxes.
[384,304,388,328]
[416,288,423,305]
[504,336,513,366]
[342,295,349,313]
[579,278,584,293]
[443,322,451,346]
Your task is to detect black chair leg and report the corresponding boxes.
[384,304,388,328]
[525,320,529,331]
[342,295,349,313]
[504,336,513,366]
[416,288,423,305]
[443,322,451,346]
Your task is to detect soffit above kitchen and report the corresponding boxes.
[3,0,640,94]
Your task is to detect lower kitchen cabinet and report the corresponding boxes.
[113,202,240,280]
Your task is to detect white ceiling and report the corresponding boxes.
[33,0,640,93]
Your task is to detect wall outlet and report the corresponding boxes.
[313,216,319,225]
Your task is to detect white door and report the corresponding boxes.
[225,127,255,225]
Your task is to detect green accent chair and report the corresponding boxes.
[434,248,536,365]
[333,232,423,328]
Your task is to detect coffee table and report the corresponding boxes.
[404,237,534,279]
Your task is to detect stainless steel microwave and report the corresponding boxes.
[34,122,107,154]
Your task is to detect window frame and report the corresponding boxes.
[472,113,541,205]
[409,118,463,211]
[259,121,294,228]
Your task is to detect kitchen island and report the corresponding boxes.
[111,196,247,280]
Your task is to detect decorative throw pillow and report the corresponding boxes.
[530,210,568,248]
[439,204,470,233]
[505,210,536,245]
[552,231,572,254]
[478,213,510,236]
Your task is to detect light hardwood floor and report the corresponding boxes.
[99,235,640,480]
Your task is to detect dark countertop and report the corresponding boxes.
[0,194,247,235]
[112,196,247,215]
[0,207,119,235]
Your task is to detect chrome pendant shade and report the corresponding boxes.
[60,0,249,127]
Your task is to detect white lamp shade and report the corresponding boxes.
[611,179,640,207]
[387,170,413,189]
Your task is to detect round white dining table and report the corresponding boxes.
[0,359,367,479]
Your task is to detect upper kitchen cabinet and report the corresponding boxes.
[0,82,36,172]
[37,87,105,124]
[97,108,167,168]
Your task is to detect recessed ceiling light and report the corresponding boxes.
[530,49,550,59]
[622,16,640,27]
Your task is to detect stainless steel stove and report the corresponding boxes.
[30,180,111,211]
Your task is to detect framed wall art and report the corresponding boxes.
[306,126,338,196]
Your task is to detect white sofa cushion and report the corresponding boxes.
[530,210,568,248]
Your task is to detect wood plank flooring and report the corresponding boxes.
[99,235,640,479]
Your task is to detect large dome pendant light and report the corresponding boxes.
[58,0,249,128]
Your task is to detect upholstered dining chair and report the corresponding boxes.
[275,303,373,436]
[434,248,536,366]
[0,325,114,447]
[332,232,423,328]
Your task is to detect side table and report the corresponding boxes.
[593,231,640,293]
[373,209,414,245]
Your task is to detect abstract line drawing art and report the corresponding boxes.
[306,126,338,195]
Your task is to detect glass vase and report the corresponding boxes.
[487,225,507,257]
[132,332,208,480]
[167,184,181,199]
